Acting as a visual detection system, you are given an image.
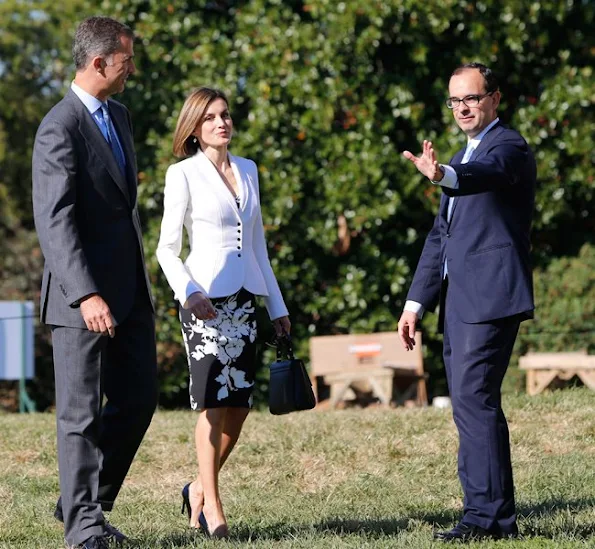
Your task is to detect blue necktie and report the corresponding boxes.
[99,104,126,176]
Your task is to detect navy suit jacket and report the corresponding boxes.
[407,122,536,326]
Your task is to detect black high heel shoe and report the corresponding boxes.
[199,511,229,538]
[181,483,191,520]
[198,511,208,533]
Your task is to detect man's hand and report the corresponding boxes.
[403,140,444,181]
[186,292,217,320]
[80,294,115,338]
[397,310,418,351]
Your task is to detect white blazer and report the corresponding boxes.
[156,150,288,320]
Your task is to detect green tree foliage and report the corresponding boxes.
[506,243,595,393]
[0,0,84,233]
[0,0,85,409]
[1,0,593,408]
[518,243,595,355]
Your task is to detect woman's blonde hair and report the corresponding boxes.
[172,87,230,158]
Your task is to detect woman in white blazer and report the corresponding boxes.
[156,87,290,537]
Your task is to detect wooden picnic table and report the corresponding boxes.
[309,331,428,408]
[519,350,595,395]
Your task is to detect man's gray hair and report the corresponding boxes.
[72,16,134,71]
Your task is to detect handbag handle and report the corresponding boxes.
[275,332,295,360]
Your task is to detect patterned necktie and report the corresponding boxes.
[100,103,126,176]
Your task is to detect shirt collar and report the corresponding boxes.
[71,81,104,114]
[467,117,499,147]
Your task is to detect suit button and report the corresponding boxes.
[446,233,451,238]
[238,253,241,257]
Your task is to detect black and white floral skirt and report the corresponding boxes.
[180,288,257,410]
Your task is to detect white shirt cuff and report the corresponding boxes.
[404,300,425,319]
[432,164,458,189]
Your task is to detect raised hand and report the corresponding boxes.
[402,140,444,182]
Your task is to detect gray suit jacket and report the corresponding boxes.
[32,89,153,328]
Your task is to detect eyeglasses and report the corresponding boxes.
[446,92,494,109]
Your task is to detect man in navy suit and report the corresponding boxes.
[399,63,536,542]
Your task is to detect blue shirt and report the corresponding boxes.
[70,82,125,156]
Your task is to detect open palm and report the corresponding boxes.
[402,139,442,181]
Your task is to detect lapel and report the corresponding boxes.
[447,122,503,226]
[194,151,247,219]
[69,90,132,206]
[108,100,137,205]
[229,153,250,211]
[467,122,502,163]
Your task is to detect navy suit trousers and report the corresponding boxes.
[443,280,521,535]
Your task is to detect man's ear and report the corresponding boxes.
[91,56,105,73]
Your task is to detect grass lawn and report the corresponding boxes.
[1,388,594,548]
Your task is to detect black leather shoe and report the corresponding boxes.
[74,535,110,549]
[434,522,499,542]
[56,501,128,545]
[103,521,128,545]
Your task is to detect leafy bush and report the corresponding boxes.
[1,0,593,407]
[505,243,595,393]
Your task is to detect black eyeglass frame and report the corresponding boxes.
[445,91,495,109]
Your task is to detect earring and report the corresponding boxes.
[192,137,197,144]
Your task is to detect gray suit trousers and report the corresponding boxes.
[52,294,157,546]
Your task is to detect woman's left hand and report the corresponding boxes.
[273,316,291,337]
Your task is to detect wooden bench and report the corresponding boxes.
[519,350,595,395]
[309,331,428,408]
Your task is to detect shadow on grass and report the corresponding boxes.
[517,496,595,518]
[314,516,411,536]
[129,526,308,547]
[409,496,595,540]
[129,518,411,546]
[124,498,595,547]
[518,497,595,539]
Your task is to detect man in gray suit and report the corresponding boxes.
[32,16,158,549]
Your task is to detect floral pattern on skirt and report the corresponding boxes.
[180,288,257,410]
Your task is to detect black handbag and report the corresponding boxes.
[268,334,316,415]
